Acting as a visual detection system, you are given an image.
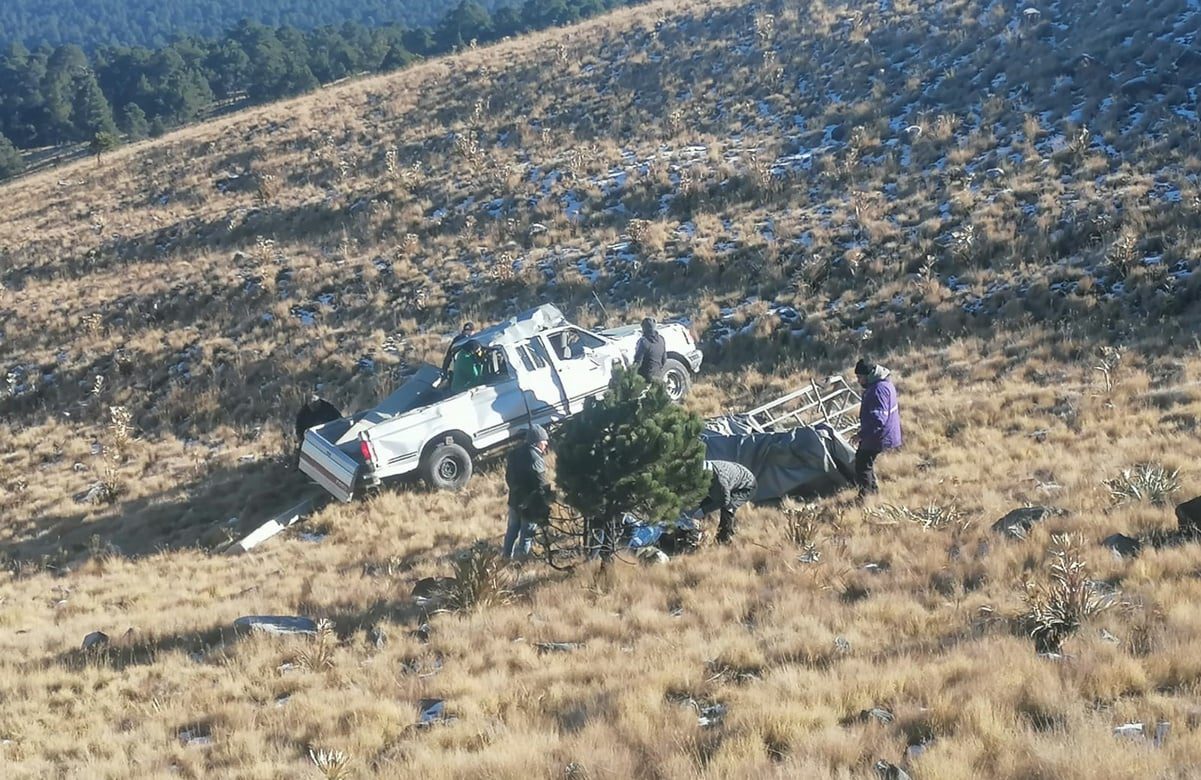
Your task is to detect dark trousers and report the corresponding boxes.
[700,489,752,543]
[855,447,881,495]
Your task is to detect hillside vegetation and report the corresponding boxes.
[0,0,497,49]
[1,0,1200,776]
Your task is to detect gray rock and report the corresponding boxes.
[81,631,109,651]
[1176,496,1201,534]
[698,702,727,727]
[178,728,213,747]
[860,707,894,725]
[367,625,387,649]
[1101,533,1142,559]
[1114,722,1144,739]
[992,506,1057,540]
[417,698,456,727]
[536,641,583,654]
[233,616,318,636]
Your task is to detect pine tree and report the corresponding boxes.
[71,70,118,141]
[555,368,710,560]
[0,132,24,180]
[119,103,148,139]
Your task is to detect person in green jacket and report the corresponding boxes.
[451,339,488,392]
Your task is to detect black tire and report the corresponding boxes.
[661,358,692,402]
[421,441,474,491]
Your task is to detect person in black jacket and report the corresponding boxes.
[503,424,553,560]
[633,317,666,382]
[697,460,757,544]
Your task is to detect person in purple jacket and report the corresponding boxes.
[853,358,902,497]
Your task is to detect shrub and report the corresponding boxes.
[1105,463,1180,506]
[555,369,710,560]
[446,541,513,610]
[1022,534,1113,653]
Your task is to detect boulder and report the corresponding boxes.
[81,631,109,651]
[992,506,1058,540]
[1101,533,1142,559]
[411,577,455,601]
[233,616,318,636]
[1176,496,1201,534]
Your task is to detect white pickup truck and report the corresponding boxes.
[298,304,703,500]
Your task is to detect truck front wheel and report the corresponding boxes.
[662,358,691,402]
[421,441,473,491]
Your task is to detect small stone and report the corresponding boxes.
[233,616,318,636]
[535,641,583,654]
[1114,722,1144,739]
[417,698,453,726]
[1101,533,1142,559]
[697,702,727,727]
[82,631,109,651]
[178,728,213,747]
[905,738,933,762]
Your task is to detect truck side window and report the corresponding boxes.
[526,337,550,368]
[516,346,536,372]
[556,328,605,360]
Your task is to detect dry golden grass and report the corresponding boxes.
[1,0,1201,776]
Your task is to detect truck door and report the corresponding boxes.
[512,336,569,425]
[544,326,617,415]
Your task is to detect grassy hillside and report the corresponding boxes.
[1,0,1200,776]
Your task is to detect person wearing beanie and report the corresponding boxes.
[853,358,902,497]
[503,424,553,560]
[633,317,666,382]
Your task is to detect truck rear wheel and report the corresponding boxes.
[421,441,473,491]
[661,358,691,402]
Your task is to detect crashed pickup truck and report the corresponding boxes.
[298,304,702,500]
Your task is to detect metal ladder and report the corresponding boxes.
[739,376,862,438]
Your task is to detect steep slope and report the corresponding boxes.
[1,0,1200,776]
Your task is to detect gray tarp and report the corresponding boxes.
[701,420,855,501]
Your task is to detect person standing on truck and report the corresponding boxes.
[853,358,902,497]
[441,321,476,374]
[697,460,757,544]
[633,317,666,382]
[504,424,553,560]
[451,340,489,392]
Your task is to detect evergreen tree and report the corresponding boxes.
[70,69,117,139]
[42,44,88,143]
[119,102,148,139]
[88,129,120,160]
[436,0,493,50]
[0,133,24,180]
[554,368,710,560]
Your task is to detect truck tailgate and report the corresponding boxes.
[298,428,360,502]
